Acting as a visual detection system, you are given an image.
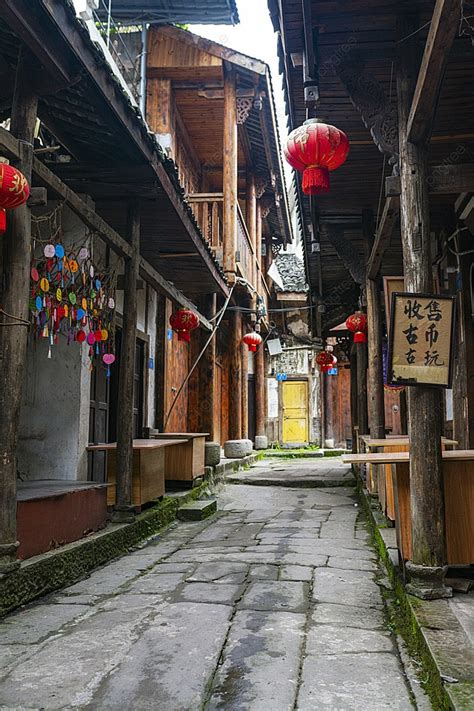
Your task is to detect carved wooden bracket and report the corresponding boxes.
[236,97,253,125]
[337,56,399,170]
[255,173,267,198]
[260,194,274,219]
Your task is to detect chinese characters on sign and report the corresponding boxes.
[388,293,455,387]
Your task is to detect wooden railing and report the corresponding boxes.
[187,194,271,303]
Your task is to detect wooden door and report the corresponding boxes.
[133,339,145,438]
[282,380,309,444]
[88,362,109,482]
[248,374,256,442]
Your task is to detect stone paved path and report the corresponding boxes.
[0,458,426,710]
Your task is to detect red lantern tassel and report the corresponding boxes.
[302,166,330,195]
[177,330,191,342]
[0,209,6,234]
[354,331,367,343]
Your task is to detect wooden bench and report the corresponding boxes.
[342,450,474,565]
[144,430,208,486]
[361,437,457,522]
[87,439,182,508]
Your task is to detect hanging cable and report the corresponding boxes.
[163,283,236,429]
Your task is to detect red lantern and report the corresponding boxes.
[242,332,262,352]
[169,308,199,342]
[345,311,367,333]
[316,350,334,368]
[320,355,337,373]
[354,331,367,344]
[0,163,30,233]
[284,119,349,195]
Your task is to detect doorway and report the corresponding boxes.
[282,380,309,445]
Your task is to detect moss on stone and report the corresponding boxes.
[0,483,207,618]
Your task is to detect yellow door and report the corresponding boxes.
[282,380,309,444]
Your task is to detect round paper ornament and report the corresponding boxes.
[76,330,86,343]
[63,304,69,318]
[76,308,85,320]
[31,267,39,282]
[81,298,87,310]
[35,296,42,311]
[78,247,88,261]
[69,292,77,305]
[103,353,115,365]
[56,288,62,302]
[94,329,102,342]
[89,265,94,278]
[101,328,108,341]
[55,244,65,258]
[87,332,95,346]
[44,244,55,258]
[108,297,115,309]
[69,259,79,273]
[40,278,49,292]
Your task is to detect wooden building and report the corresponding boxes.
[270,0,474,597]
[0,0,291,571]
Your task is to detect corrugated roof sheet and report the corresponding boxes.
[97,0,239,25]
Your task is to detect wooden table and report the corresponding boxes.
[343,450,474,565]
[87,439,182,508]
[362,438,458,521]
[144,431,208,485]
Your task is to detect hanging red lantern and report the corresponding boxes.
[169,308,199,342]
[316,350,334,368]
[320,355,337,373]
[284,119,349,195]
[0,163,30,233]
[346,311,367,344]
[354,331,367,344]
[242,331,262,352]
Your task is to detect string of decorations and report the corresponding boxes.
[29,204,119,377]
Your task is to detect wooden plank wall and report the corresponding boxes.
[164,299,190,432]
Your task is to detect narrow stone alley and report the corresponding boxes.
[0,458,427,710]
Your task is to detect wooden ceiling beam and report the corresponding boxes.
[406,0,460,144]
[367,196,399,279]
[386,164,474,196]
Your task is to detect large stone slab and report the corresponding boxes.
[178,582,242,605]
[311,603,386,630]
[306,624,393,655]
[208,610,305,710]
[239,581,309,613]
[86,603,232,710]
[0,603,90,645]
[298,653,413,710]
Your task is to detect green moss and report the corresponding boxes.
[0,483,208,618]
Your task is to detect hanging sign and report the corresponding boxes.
[388,293,455,387]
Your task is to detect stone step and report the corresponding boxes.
[177,499,217,521]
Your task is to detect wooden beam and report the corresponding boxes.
[229,310,243,439]
[407,0,460,144]
[0,50,38,573]
[222,62,238,281]
[386,163,474,196]
[367,197,399,279]
[198,295,217,439]
[115,201,140,521]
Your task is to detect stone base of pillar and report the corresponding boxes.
[112,505,136,524]
[205,442,221,467]
[405,561,453,600]
[224,440,248,459]
[0,542,20,574]
[254,435,268,450]
[242,439,253,455]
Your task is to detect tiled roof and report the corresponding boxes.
[274,253,308,293]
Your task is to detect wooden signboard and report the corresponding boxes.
[388,293,455,387]
[383,277,404,334]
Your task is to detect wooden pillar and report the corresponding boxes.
[199,294,216,440]
[241,336,249,439]
[397,20,446,584]
[356,336,368,436]
[366,279,386,438]
[247,173,257,292]
[255,340,266,439]
[350,345,358,453]
[256,201,263,293]
[229,310,242,439]
[223,63,238,281]
[115,201,140,521]
[0,50,38,573]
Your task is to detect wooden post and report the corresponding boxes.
[229,310,242,439]
[115,201,140,521]
[255,340,266,443]
[256,201,263,294]
[223,63,238,282]
[247,172,257,294]
[199,294,216,440]
[366,279,386,438]
[356,335,369,437]
[241,336,249,439]
[0,50,38,573]
[350,344,358,453]
[397,18,447,594]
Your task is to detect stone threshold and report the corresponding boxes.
[357,476,474,710]
[0,453,258,618]
[264,449,348,459]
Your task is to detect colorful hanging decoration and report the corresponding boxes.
[29,206,118,377]
[169,308,199,342]
[284,119,349,195]
[242,331,263,352]
[346,311,368,343]
[0,163,30,234]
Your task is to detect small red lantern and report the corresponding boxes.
[242,332,262,352]
[346,311,367,344]
[320,355,337,373]
[169,308,199,342]
[316,350,334,368]
[0,163,30,233]
[284,119,349,195]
